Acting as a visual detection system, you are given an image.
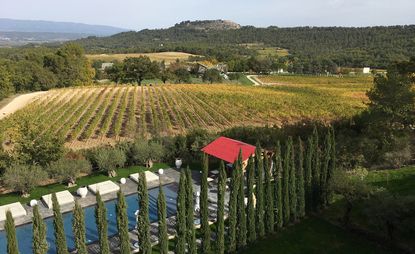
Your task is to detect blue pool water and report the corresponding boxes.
[0,184,177,254]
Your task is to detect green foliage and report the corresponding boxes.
[47,158,91,185]
[216,161,226,254]
[44,43,94,87]
[157,184,168,254]
[200,153,211,253]
[95,192,109,254]
[33,205,48,254]
[255,144,265,237]
[236,150,247,249]
[5,211,18,254]
[273,141,283,230]
[173,68,191,83]
[264,154,274,233]
[185,167,197,254]
[246,156,257,242]
[282,138,291,225]
[128,140,165,167]
[116,191,131,254]
[228,159,238,252]
[304,137,313,212]
[320,130,332,207]
[108,56,160,85]
[137,172,151,254]
[296,137,306,218]
[329,170,373,226]
[52,193,68,254]
[7,116,64,167]
[311,127,321,211]
[0,65,14,99]
[202,69,223,83]
[364,193,415,242]
[2,164,47,196]
[72,201,87,254]
[289,136,297,222]
[175,169,186,254]
[93,147,126,177]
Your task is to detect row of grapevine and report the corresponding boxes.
[56,90,99,139]
[80,87,116,140]
[112,87,130,137]
[124,86,137,137]
[68,87,108,141]
[97,88,123,137]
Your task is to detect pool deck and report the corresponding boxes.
[0,169,176,231]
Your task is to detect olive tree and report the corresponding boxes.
[2,164,47,197]
[93,148,126,177]
[47,158,91,186]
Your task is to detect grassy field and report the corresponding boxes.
[0,80,370,149]
[242,43,290,58]
[240,217,393,254]
[86,52,198,64]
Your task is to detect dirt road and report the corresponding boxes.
[0,91,48,120]
[246,75,263,86]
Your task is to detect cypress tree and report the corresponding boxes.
[236,150,247,249]
[5,210,19,254]
[33,205,48,254]
[175,169,186,254]
[297,137,306,219]
[137,172,151,254]
[311,126,321,211]
[264,153,274,234]
[320,129,332,208]
[200,153,211,253]
[246,156,257,243]
[227,160,238,253]
[72,201,87,254]
[52,192,68,254]
[255,144,265,237]
[185,167,197,254]
[95,192,109,254]
[282,138,291,225]
[157,183,168,254]
[216,161,226,254]
[326,127,336,205]
[289,136,297,223]
[304,136,313,212]
[116,191,131,254]
[273,142,283,230]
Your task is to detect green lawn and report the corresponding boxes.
[0,163,169,206]
[366,166,415,196]
[240,217,395,254]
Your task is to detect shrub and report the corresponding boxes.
[128,140,165,167]
[47,158,91,186]
[2,164,47,197]
[92,148,126,177]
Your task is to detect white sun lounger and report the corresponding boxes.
[42,190,75,209]
[0,202,27,221]
[88,180,120,195]
[129,171,159,183]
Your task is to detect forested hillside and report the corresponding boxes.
[77,24,415,69]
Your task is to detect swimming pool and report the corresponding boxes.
[0,183,177,254]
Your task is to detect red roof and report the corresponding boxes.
[201,137,256,164]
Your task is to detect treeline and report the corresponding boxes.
[103,56,223,84]
[77,25,415,70]
[0,43,94,100]
[3,128,336,254]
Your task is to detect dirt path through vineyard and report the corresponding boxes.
[0,91,48,120]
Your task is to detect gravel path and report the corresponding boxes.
[0,91,48,120]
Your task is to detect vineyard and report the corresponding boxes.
[0,83,371,149]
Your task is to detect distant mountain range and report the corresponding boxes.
[0,18,128,45]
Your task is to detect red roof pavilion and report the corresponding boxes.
[201,136,256,164]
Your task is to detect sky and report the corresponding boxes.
[1,0,414,30]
